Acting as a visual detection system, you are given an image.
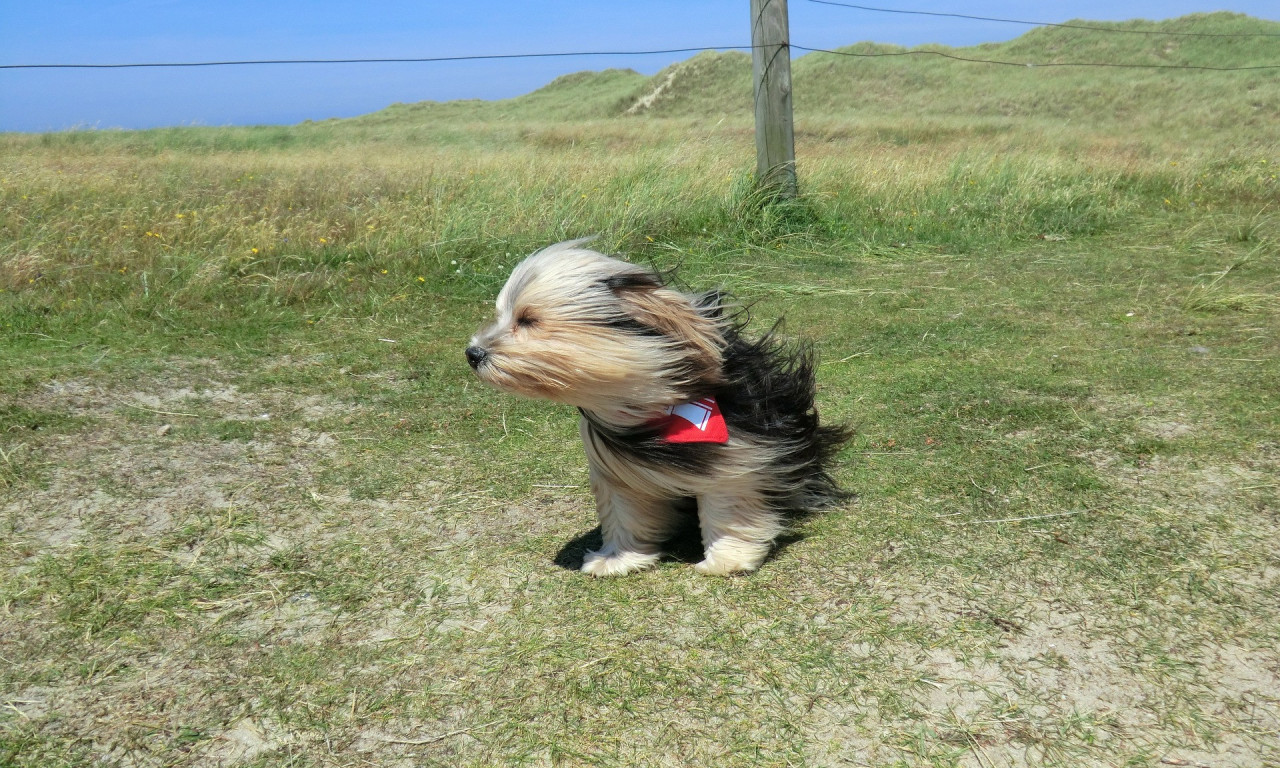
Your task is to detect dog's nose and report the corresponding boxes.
[465,345,489,369]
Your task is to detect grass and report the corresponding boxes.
[2,14,1280,767]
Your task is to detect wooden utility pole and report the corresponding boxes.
[751,0,797,198]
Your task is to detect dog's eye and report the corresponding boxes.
[515,314,537,329]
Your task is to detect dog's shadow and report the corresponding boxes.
[552,511,806,572]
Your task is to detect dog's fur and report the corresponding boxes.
[466,239,850,576]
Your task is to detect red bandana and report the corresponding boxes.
[650,397,729,444]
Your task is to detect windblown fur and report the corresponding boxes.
[467,239,851,576]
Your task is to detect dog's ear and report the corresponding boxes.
[601,272,663,292]
[605,272,724,373]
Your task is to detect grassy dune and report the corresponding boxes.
[2,12,1279,768]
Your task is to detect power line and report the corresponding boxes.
[0,46,753,70]
[792,43,1280,70]
[803,0,1280,38]
[4,43,1277,74]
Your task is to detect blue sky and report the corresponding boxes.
[1,1,1276,132]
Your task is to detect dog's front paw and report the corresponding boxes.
[693,557,755,576]
[693,543,768,576]
[581,548,660,577]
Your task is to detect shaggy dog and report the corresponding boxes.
[466,239,849,576]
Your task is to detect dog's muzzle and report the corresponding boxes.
[465,345,489,370]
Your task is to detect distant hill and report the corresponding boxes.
[354,12,1279,140]
[359,68,649,127]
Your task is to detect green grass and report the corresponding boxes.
[2,12,1280,767]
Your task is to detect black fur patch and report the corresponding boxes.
[715,321,853,511]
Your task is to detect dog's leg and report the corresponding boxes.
[693,489,781,575]
[581,469,674,577]
[578,419,676,577]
